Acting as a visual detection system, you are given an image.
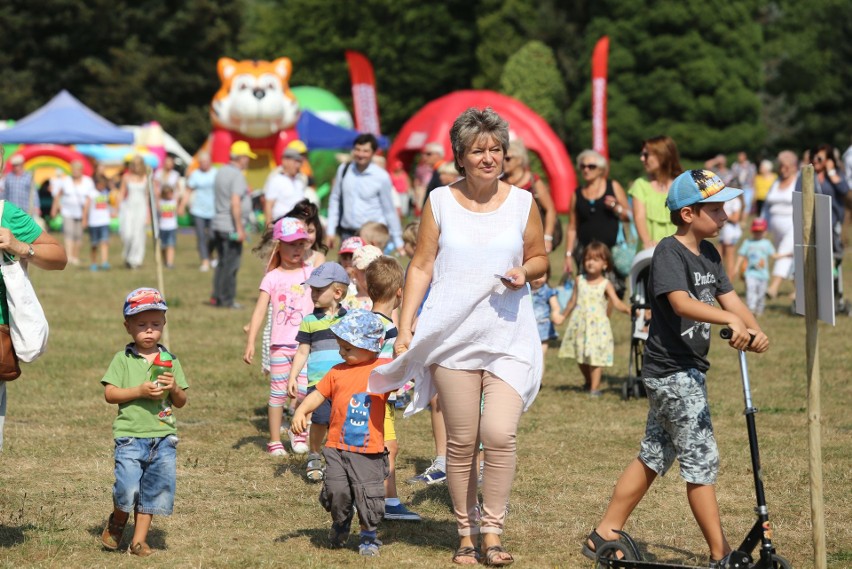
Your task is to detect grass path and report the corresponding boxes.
[0,230,850,567]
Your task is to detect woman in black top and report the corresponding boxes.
[564,149,630,276]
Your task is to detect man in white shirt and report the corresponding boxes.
[262,148,306,224]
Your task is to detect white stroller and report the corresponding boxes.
[622,247,654,400]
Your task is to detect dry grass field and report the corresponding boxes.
[0,227,850,568]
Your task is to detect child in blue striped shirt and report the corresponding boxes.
[287,262,350,480]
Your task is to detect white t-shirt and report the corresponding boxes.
[158,198,179,231]
[263,170,305,221]
[87,188,112,227]
[59,176,95,219]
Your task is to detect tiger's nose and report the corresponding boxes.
[253,89,266,100]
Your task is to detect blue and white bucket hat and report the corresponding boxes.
[330,309,384,353]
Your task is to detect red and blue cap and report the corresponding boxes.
[124,287,168,317]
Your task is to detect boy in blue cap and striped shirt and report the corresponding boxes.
[287,262,350,478]
[582,170,769,567]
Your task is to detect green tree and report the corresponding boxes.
[0,0,242,152]
[567,0,766,185]
[241,0,479,137]
[501,40,569,139]
[763,0,852,153]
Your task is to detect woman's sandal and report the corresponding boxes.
[482,545,514,567]
[581,529,621,560]
[451,546,480,565]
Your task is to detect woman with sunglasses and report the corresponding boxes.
[564,149,629,276]
[630,135,684,251]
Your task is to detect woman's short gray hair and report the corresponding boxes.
[576,149,607,171]
[449,107,509,174]
[507,139,530,168]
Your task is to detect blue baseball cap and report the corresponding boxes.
[304,262,350,288]
[330,309,384,353]
[666,169,743,211]
[124,287,168,316]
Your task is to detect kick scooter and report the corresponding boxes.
[594,329,792,569]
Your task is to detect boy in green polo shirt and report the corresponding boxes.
[100,288,189,556]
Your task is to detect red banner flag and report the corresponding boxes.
[591,36,609,161]
[345,50,381,135]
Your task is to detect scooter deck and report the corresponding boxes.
[598,560,715,569]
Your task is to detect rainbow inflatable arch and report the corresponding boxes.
[3,144,93,185]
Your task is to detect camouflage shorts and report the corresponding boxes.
[638,369,719,485]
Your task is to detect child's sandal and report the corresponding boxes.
[306,452,325,481]
[581,529,619,560]
[100,513,127,550]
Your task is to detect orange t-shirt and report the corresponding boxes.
[316,360,389,454]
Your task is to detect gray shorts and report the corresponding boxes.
[638,369,719,485]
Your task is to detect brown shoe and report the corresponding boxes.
[100,513,127,550]
[127,542,154,557]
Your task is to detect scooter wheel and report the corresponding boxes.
[754,554,792,569]
[595,541,636,568]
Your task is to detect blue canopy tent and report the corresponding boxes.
[296,110,388,150]
[0,90,133,144]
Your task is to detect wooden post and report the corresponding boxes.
[147,168,169,347]
[801,165,826,568]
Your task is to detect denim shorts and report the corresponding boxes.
[88,225,110,245]
[159,229,177,247]
[306,385,332,425]
[638,369,719,485]
[113,435,178,515]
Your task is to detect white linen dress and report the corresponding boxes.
[763,180,795,278]
[121,179,148,268]
[368,185,543,416]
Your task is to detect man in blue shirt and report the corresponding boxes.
[325,134,404,254]
[3,155,35,214]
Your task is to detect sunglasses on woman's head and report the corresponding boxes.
[580,164,598,170]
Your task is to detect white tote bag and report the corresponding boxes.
[0,201,49,362]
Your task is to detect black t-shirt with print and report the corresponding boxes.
[642,236,733,377]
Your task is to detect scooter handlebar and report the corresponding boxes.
[720,327,755,346]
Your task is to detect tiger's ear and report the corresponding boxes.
[218,57,238,82]
[272,58,292,82]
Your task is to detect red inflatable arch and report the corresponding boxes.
[387,90,576,213]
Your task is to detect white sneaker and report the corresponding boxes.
[266,442,287,456]
[211,258,219,268]
[288,428,309,454]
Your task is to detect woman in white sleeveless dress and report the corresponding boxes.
[120,156,149,269]
[369,108,547,566]
[762,151,797,298]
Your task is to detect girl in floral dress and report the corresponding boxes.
[559,241,630,396]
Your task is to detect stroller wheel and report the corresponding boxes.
[621,381,630,401]
[632,381,645,399]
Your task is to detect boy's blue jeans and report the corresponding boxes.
[113,435,178,515]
